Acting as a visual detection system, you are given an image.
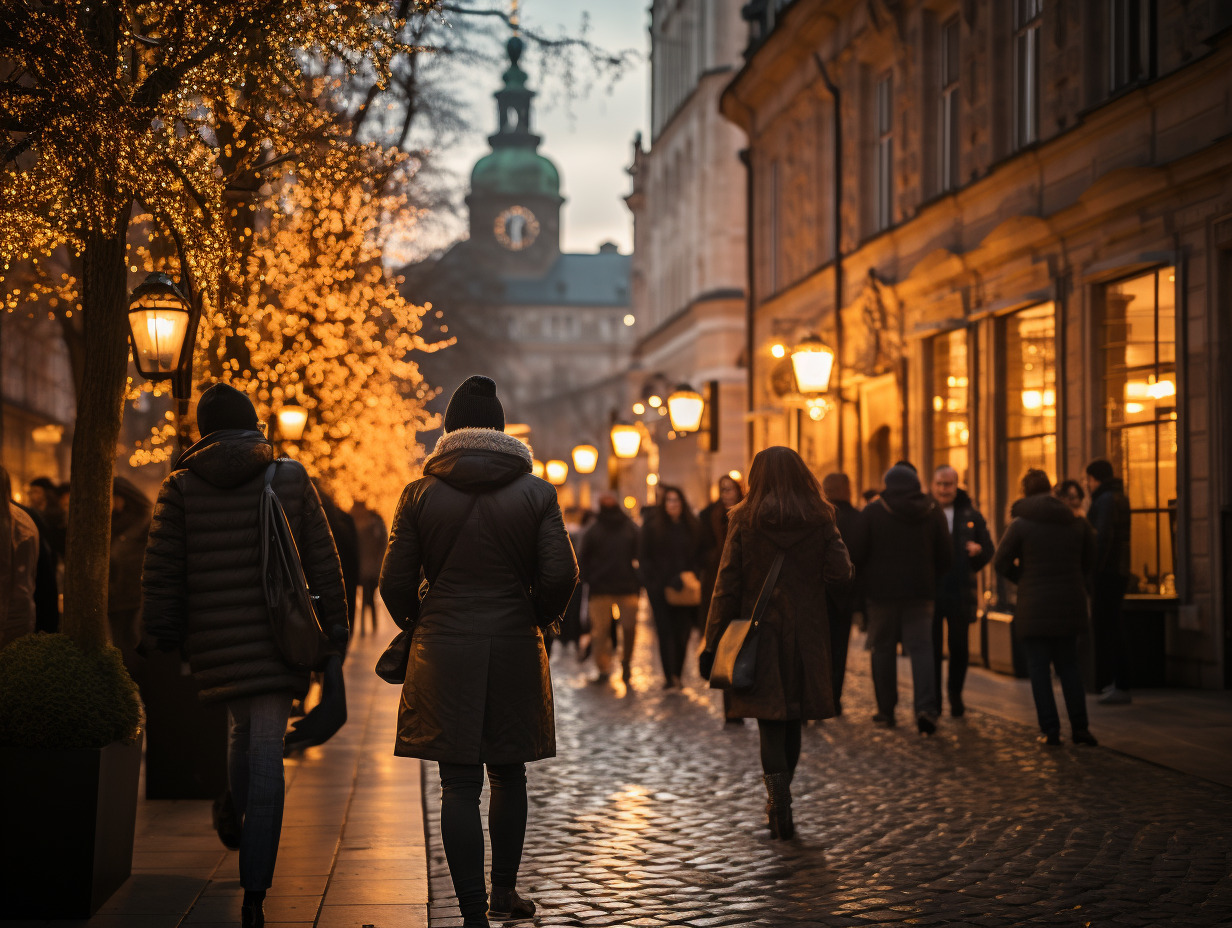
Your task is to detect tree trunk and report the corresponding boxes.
[60,212,131,652]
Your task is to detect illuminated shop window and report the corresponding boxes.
[1002,303,1057,497]
[930,328,969,485]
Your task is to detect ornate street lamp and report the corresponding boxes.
[610,422,642,460]
[127,273,193,380]
[571,443,599,475]
[791,334,836,394]
[275,398,308,442]
[545,459,569,486]
[666,384,705,433]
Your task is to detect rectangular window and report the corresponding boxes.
[1013,0,1042,149]
[1109,0,1148,92]
[1102,267,1177,595]
[930,329,970,485]
[874,72,894,232]
[1001,304,1058,501]
[939,16,960,193]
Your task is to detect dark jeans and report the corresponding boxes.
[1092,575,1130,690]
[358,578,379,633]
[866,599,939,721]
[647,592,695,682]
[827,599,854,713]
[226,691,293,891]
[1022,635,1090,736]
[757,719,802,776]
[931,599,972,707]
[438,762,528,921]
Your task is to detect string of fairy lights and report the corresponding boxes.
[2,1,448,515]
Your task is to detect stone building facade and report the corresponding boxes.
[722,0,1232,687]
[622,0,749,507]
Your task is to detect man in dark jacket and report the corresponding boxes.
[380,374,577,926]
[929,465,994,717]
[846,464,952,733]
[1085,458,1132,704]
[578,491,641,685]
[822,472,863,715]
[352,501,388,633]
[142,382,348,928]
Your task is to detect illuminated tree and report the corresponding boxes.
[0,2,405,651]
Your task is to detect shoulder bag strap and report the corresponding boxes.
[749,550,786,631]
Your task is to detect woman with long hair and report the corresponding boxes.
[638,485,703,689]
[699,447,852,839]
[699,474,745,724]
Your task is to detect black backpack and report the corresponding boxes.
[260,462,334,671]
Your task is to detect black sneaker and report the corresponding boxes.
[872,712,897,728]
[1039,732,1062,746]
[1072,729,1099,747]
[916,715,937,736]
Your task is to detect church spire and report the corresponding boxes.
[491,24,537,149]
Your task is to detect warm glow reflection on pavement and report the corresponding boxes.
[424,604,1232,927]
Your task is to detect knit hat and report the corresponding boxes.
[1085,459,1115,483]
[883,463,921,495]
[443,375,505,433]
[196,382,259,436]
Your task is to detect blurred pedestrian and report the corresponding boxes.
[1056,479,1085,516]
[351,501,388,633]
[380,375,577,928]
[0,465,40,651]
[14,496,59,634]
[316,483,358,642]
[821,472,863,715]
[555,507,586,655]
[700,474,744,723]
[109,476,152,668]
[929,465,994,718]
[26,476,66,559]
[142,381,349,928]
[1085,459,1132,705]
[578,491,640,685]
[699,447,852,840]
[994,469,1099,746]
[846,464,951,734]
[638,485,703,689]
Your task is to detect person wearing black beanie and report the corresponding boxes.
[443,375,505,433]
[196,382,260,437]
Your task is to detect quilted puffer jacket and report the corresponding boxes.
[380,427,578,765]
[141,429,347,703]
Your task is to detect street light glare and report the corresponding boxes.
[623,314,636,326]
[571,444,599,474]
[771,343,786,359]
[545,459,569,485]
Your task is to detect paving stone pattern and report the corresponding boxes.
[425,612,1232,927]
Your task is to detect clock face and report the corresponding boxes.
[495,205,540,251]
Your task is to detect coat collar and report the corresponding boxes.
[424,427,534,470]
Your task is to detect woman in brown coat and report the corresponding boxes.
[699,446,852,840]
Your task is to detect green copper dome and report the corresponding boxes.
[470,147,561,199]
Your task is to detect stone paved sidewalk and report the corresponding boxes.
[425,608,1232,928]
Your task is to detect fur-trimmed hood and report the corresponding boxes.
[423,427,535,493]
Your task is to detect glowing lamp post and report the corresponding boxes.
[128,271,203,450]
[276,398,308,442]
[545,459,569,486]
[666,384,705,434]
[791,334,836,394]
[610,422,642,460]
[571,443,599,475]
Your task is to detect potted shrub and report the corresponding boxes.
[0,632,144,919]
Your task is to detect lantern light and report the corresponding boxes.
[666,383,705,433]
[647,394,662,408]
[127,272,192,379]
[632,402,646,415]
[532,459,546,479]
[545,459,569,486]
[610,422,642,459]
[276,399,308,441]
[790,334,836,394]
[571,444,599,475]
[770,343,787,359]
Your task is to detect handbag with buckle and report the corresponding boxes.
[709,550,785,691]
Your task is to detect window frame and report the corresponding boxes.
[873,71,894,233]
[1013,0,1042,151]
[939,15,961,193]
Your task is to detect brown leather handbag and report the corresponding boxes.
[709,551,785,690]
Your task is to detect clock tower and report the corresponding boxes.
[466,35,563,277]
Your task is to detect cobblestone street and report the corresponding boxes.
[427,611,1232,928]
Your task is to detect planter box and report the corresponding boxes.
[135,648,227,799]
[0,733,143,919]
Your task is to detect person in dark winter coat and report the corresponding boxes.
[142,381,348,928]
[845,464,952,733]
[351,501,388,632]
[699,447,852,841]
[0,465,39,651]
[316,483,358,639]
[929,465,994,717]
[380,375,577,928]
[109,477,152,666]
[578,491,641,685]
[994,469,1099,746]
[822,472,862,715]
[1085,458,1133,704]
[16,500,58,633]
[638,485,703,689]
